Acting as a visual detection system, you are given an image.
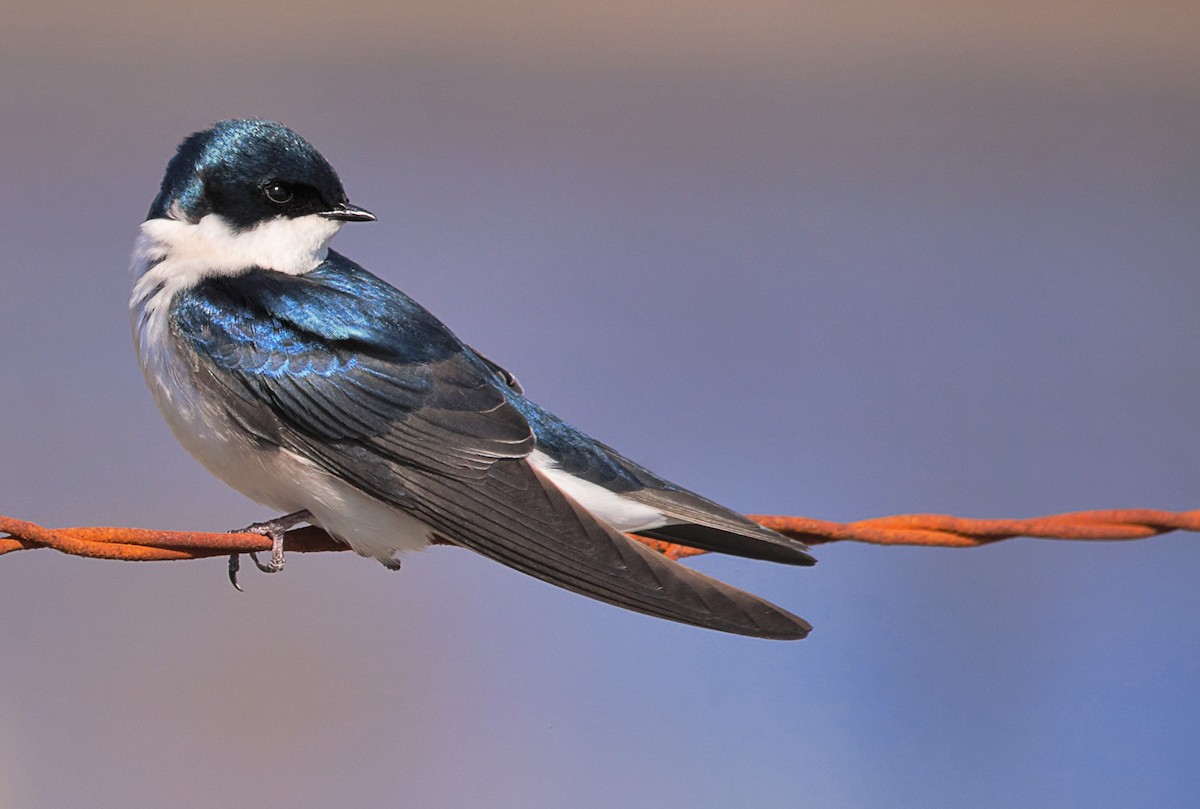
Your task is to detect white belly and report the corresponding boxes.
[131,287,433,566]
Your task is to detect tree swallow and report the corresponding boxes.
[130,120,815,639]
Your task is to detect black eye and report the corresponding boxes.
[263,182,294,204]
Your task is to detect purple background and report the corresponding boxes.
[1,3,1197,807]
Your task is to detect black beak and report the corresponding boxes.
[320,202,377,222]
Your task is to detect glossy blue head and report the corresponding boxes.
[147,119,374,228]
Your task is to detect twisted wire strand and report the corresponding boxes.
[3,508,1196,563]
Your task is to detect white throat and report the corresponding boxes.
[130,211,342,307]
[129,210,344,364]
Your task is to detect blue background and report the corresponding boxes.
[1,3,1197,807]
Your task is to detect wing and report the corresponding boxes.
[171,253,811,639]
[511,400,817,565]
[627,488,818,565]
[470,346,523,393]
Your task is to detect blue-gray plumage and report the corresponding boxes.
[132,119,815,639]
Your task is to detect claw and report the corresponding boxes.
[228,553,244,591]
[227,510,312,589]
[248,549,281,573]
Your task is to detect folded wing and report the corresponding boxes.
[171,254,811,638]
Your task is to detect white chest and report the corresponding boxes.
[131,277,298,510]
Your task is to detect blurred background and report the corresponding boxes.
[1,2,1198,807]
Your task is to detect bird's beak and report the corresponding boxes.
[320,202,377,222]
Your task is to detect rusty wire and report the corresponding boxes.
[2,508,1196,564]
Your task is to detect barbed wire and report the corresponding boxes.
[3,508,1196,564]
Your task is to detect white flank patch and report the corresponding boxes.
[529,449,667,532]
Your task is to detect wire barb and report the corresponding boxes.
[2,508,1196,563]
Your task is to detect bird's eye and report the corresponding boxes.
[263,182,294,204]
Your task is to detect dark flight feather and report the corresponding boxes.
[170,252,812,637]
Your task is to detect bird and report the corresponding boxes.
[130,119,816,640]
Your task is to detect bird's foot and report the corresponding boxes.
[227,510,313,590]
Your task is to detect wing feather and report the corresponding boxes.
[170,253,810,638]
